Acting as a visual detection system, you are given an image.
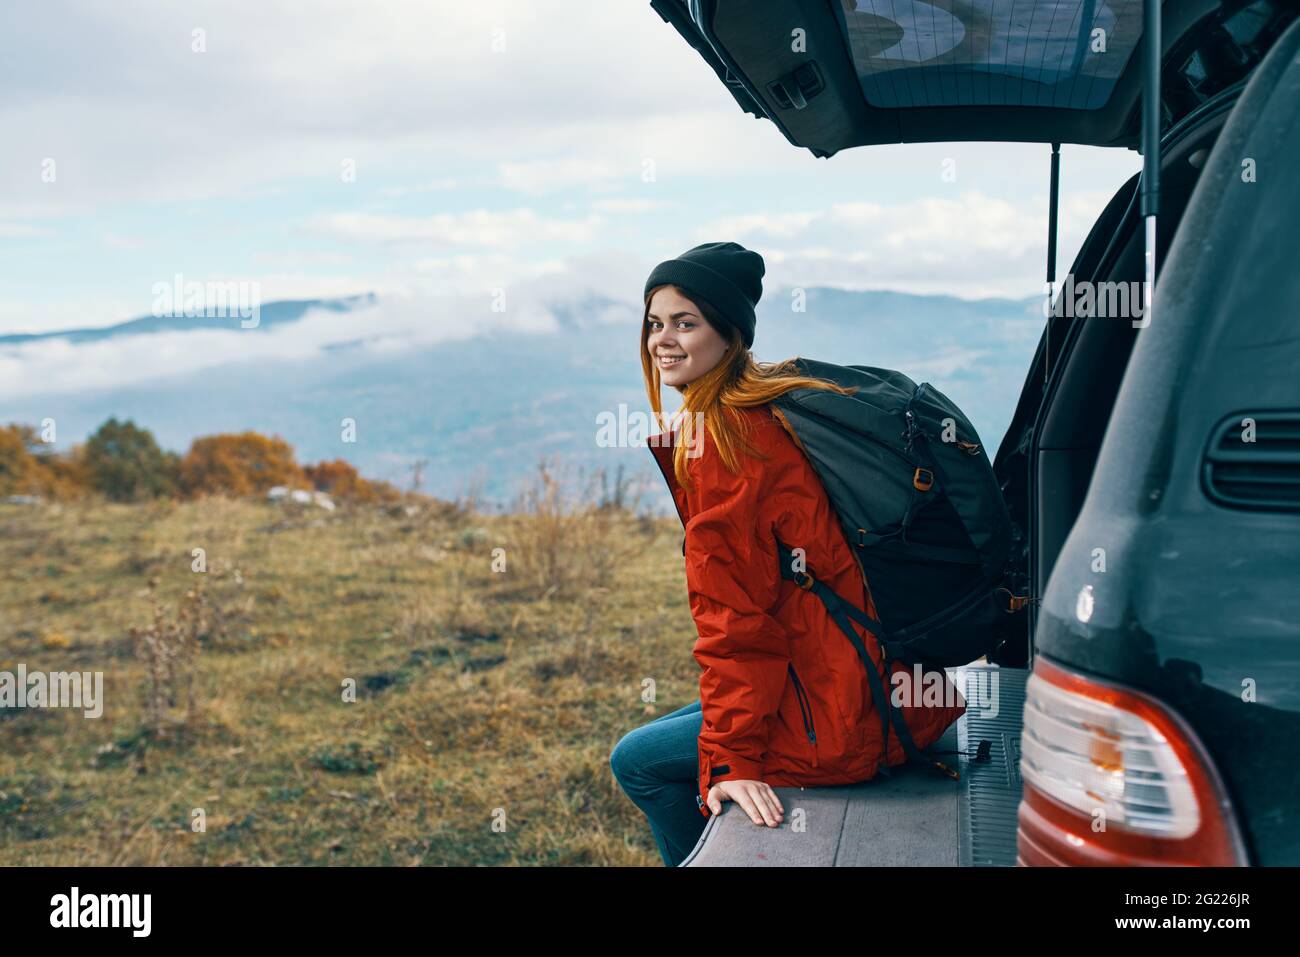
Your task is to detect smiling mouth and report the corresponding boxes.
[659,355,686,367]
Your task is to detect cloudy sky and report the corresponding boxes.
[0,0,1140,345]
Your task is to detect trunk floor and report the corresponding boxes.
[681,665,1028,867]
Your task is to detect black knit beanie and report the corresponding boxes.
[643,241,765,348]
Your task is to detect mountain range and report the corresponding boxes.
[0,289,1044,511]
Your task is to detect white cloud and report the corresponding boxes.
[591,198,672,215]
[0,1,1142,337]
[246,274,382,303]
[696,188,1125,299]
[0,0,714,216]
[101,232,145,250]
[304,208,604,250]
[497,158,627,196]
[0,295,144,336]
[377,179,460,198]
[0,1,1138,221]
[0,222,52,238]
[695,210,823,242]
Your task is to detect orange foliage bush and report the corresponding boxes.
[177,432,306,496]
[305,458,402,503]
[2,420,403,504]
[0,424,89,499]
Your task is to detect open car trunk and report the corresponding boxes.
[651,0,1290,155]
[687,104,1245,864]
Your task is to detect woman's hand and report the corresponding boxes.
[706,779,784,826]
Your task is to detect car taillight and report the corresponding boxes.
[1017,656,1247,866]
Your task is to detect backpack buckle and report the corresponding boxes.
[795,571,815,591]
[913,468,934,491]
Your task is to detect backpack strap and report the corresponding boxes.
[776,541,959,781]
[854,525,981,565]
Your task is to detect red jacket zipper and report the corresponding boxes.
[787,664,819,768]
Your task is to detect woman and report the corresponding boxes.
[609,241,965,867]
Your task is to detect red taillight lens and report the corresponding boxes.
[1017,656,1247,866]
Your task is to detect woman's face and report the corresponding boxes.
[646,286,729,389]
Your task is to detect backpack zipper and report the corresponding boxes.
[787,664,819,768]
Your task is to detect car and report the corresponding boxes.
[652,0,1300,866]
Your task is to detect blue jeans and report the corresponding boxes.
[609,699,706,867]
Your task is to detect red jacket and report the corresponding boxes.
[649,404,965,816]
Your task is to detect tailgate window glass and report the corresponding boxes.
[834,0,1143,110]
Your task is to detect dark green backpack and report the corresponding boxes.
[771,358,1024,774]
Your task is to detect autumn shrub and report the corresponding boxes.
[178,431,305,497]
[304,458,402,503]
[0,424,88,499]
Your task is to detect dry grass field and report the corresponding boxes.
[0,481,699,865]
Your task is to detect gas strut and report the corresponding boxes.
[1139,0,1161,329]
[1044,141,1060,392]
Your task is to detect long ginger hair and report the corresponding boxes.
[641,284,854,490]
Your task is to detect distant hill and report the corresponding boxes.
[0,294,378,345]
[0,289,1042,508]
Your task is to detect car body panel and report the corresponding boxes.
[1034,11,1300,863]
